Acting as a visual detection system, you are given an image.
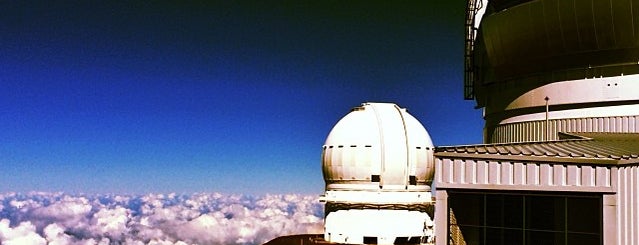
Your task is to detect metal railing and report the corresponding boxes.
[464,0,483,100]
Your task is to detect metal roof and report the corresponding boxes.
[435,133,639,165]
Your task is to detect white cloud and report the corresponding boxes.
[0,192,324,245]
[0,219,47,245]
[44,223,75,245]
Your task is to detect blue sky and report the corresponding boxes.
[0,1,482,194]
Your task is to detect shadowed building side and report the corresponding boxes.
[434,132,639,245]
[466,0,639,143]
[434,1,639,244]
[267,1,639,244]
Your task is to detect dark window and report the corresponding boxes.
[448,191,602,245]
[371,175,380,182]
[409,176,417,185]
[502,228,523,245]
[567,197,600,233]
[526,195,565,231]
[363,236,377,244]
[526,230,565,245]
[470,194,523,227]
[567,233,600,245]
[393,236,420,244]
[451,193,484,226]
[502,195,524,228]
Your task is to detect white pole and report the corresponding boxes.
[545,96,550,140]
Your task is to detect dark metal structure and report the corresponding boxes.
[436,2,639,244]
[466,0,639,143]
[468,0,639,101]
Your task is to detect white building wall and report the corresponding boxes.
[491,115,639,143]
[434,190,448,245]
[435,156,639,245]
[613,166,639,245]
[435,158,615,193]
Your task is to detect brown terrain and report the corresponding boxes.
[263,234,332,245]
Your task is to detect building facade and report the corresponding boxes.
[434,132,639,245]
[434,0,639,244]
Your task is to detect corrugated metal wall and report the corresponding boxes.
[434,156,623,245]
[614,166,639,245]
[491,115,639,143]
[435,157,639,245]
[435,158,614,192]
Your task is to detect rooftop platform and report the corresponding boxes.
[435,132,639,165]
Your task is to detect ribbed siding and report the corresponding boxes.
[615,166,639,245]
[491,115,639,143]
[435,158,613,192]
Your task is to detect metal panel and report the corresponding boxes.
[553,164,565,186]
[582,165,595,187]
[613,166,639,245]
[491,115,639,143]
[435,157,614,192]
[514,162,525,185]
[473,0,639,96]
[434,190,448,245]
[566,165,579,186]
[477,161,489,184]
[501,162,513,185]
[442,159,453,183]
[465,160,477,184]
[489,161,500,184]
[596,166,611,187]
[540,163,553,186]
[453,159,465,184]
[603,193,618,245]
[526,163,539,185]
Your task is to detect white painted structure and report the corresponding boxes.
[314,1,639,244]
[320,102,435,244]
[450,0,639,243]
[433,133,639,245]
[434,158,614,193]
[488,75,639,143]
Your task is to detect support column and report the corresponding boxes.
[435,190,448,245]
[603,194,617,245]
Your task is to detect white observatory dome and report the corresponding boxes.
[321,102,434,191]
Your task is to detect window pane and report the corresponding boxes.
[567,233,600,245]
[450,193,484,226]
[486,194,524,228]
[503,195,524,228]
[503,228,524,245]
[526,230,565,245]
[526,195,565,231]
[567,197,600,233]
[447,192,602,245]
[486,194,504,227]
[485,227,503,245]
[486,228,524,245]
[454,225,482,245]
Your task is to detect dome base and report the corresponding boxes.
[320,190,433,204]
[324,209,434,244]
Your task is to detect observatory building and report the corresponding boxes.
[431,0,639,245]
[295,1,639,245]
[320,102,435,244]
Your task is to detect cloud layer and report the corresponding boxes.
[0,192,324,245]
